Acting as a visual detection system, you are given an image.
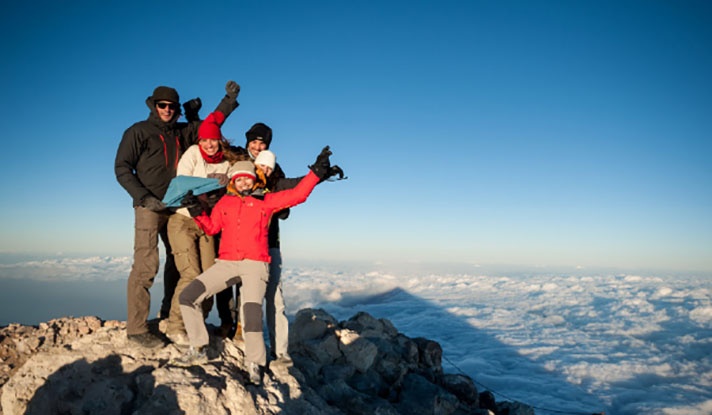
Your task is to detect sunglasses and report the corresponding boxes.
[156,102,179,110]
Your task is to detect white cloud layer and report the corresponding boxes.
[1,256,710,415]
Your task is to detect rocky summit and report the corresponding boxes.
[0,309,533,415]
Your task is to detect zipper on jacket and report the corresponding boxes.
[159,134,181,169]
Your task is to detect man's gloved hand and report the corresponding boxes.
[183,98,202,122]
[225,80,240,100]
[141,195,166,212]
[309,146,332,181]
[180,191,204,217]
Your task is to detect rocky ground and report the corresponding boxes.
[0,309,533,415]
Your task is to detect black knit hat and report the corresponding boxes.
[150,86,180,103]
[245,122,273,148]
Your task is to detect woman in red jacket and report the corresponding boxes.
[171,147,334,386]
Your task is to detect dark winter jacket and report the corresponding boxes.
[265,163,303,249]
[115,94,238,206]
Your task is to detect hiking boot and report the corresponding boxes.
[215,322,234,339]
[246,362,262,385]
[127,332,164,348]
[170,346,208,367]
[273,354,293,368]
[166,331,190,346]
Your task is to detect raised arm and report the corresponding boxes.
[214,80,240,119]
[180,80,241,148]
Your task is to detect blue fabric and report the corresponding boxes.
[162,176,223,207]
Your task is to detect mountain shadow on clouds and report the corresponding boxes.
[24,354,183,415]
[326,287,608,415]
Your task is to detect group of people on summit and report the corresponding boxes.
[114,80,343,385]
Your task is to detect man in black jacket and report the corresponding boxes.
[115,81,239,348]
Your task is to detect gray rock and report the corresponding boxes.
[0,310,534,415]
[442,373,479,406]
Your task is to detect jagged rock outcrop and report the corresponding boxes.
[0,310,533,415]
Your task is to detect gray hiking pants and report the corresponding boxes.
[266,248,289,358]
[180,259,269,365]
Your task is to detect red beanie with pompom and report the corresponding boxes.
[198,111,226,140]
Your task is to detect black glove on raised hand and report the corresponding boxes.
[183,98,202,122]
[225,80,240,100]
[141,195,166,212]
[180,191,204,217]
[309,146,332,181]
[327,165,346,180]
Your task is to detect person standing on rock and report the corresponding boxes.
[170,147,339,385]
[115,81,240,348]
[164,110,242,346]
[216,123,298,365]
[213,123,287,348]
[243,124,293,365]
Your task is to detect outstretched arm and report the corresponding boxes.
[264,146,334,212]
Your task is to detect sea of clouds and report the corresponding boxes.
[1,255,710,415]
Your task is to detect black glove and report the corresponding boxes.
[141,195,166,212]
[327,165,346,180]
[225,80,240,100]
[309,146,332,181]
[180,191,204,217]
[202,189,225,208]
[183,98,202,122]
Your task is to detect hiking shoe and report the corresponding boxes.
[166,331,190,346]
[247,362,262,385]
[273,354,293,368]
[215,322,234,339]
[171,346,208,367]
[127,332,164,348]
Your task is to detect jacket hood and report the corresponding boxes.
[145,96,181,127]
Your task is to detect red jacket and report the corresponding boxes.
[194,171,320,263]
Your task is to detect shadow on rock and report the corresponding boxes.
[24,354,183,415]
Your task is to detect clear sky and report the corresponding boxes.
[1,1,710,273]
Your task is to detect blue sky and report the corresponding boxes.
[1,1,710,273]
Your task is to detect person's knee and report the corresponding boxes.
[243,302,263,332]
[179,280,207,307]
[128,269,156,290]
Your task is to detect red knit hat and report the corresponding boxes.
[198,111,226,140]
